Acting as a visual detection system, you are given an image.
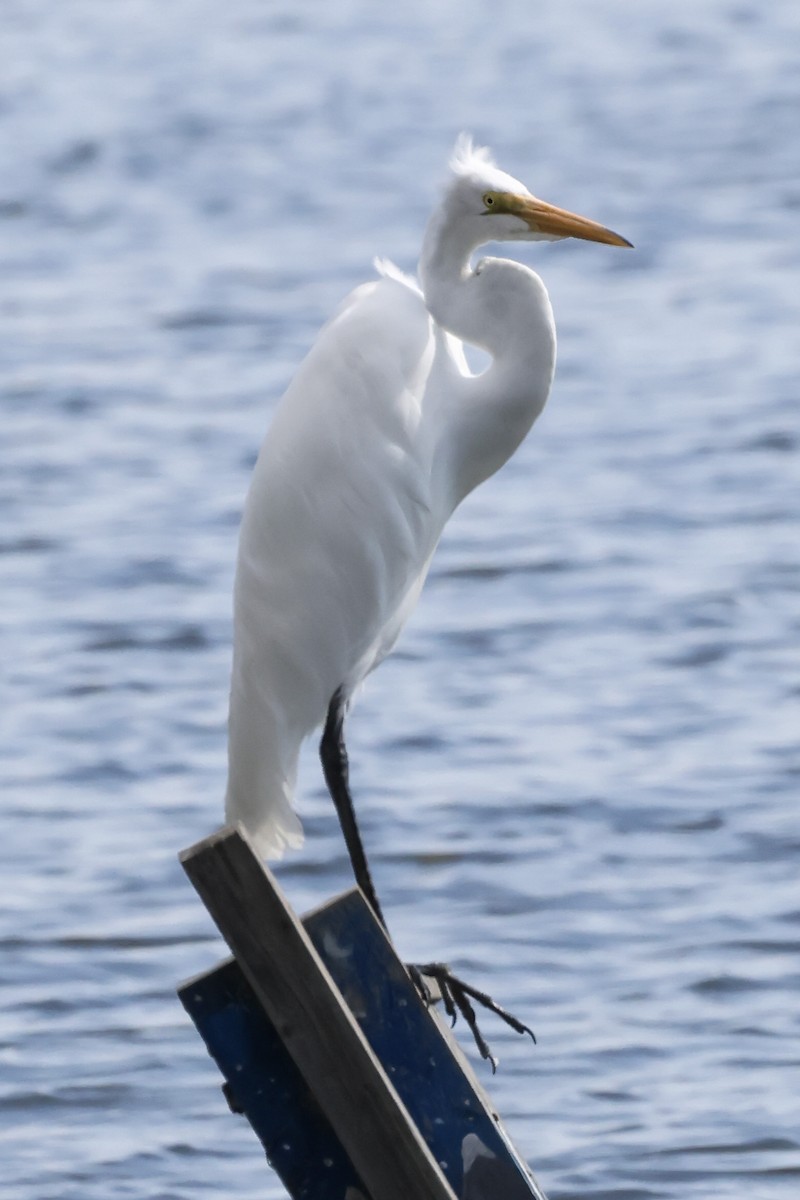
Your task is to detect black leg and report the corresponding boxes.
[320,688,386,929]
[320,688,535,1070]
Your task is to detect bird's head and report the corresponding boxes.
[445,134,632,249]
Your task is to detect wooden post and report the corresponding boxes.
[181,826,457,1200]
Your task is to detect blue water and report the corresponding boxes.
[2,2,799,1197]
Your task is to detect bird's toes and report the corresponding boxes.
[407,961,534,1070]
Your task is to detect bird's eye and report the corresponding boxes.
[483,193,495,208]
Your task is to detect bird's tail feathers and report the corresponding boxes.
[250,802,304,861]
[225,775,304,861]
[224,705,305,864]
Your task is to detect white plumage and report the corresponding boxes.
[225,136,630,859]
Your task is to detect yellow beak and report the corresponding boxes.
[507,194,633,248]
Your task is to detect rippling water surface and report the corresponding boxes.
[2,2,799,1197]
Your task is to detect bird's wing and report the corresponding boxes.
[227,268,438,856]
[247,266,438,643]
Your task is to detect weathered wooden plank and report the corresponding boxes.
[179,958,366,1199]
[180,826,457,1200]
[181,887,547,1198]
[305,889,547,1200]
[183,950,545,1200]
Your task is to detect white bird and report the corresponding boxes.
[225,136,630,1057]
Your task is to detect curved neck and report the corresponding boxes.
[419,205,555,367]
[419,207,487,346]
[418,206,557,503]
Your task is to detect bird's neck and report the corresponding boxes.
[419,209,555,371]
[418,207,557,504]
[419,211,487,346]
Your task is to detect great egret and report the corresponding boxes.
[225,136,631,1061]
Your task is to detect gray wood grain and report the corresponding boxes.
[180,825,457,1200]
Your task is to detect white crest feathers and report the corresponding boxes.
[449,133,496,177]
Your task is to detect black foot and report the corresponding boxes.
[407,961,535,1072]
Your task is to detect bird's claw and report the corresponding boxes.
[408,961,535,1072]
[406,964,432,1006]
